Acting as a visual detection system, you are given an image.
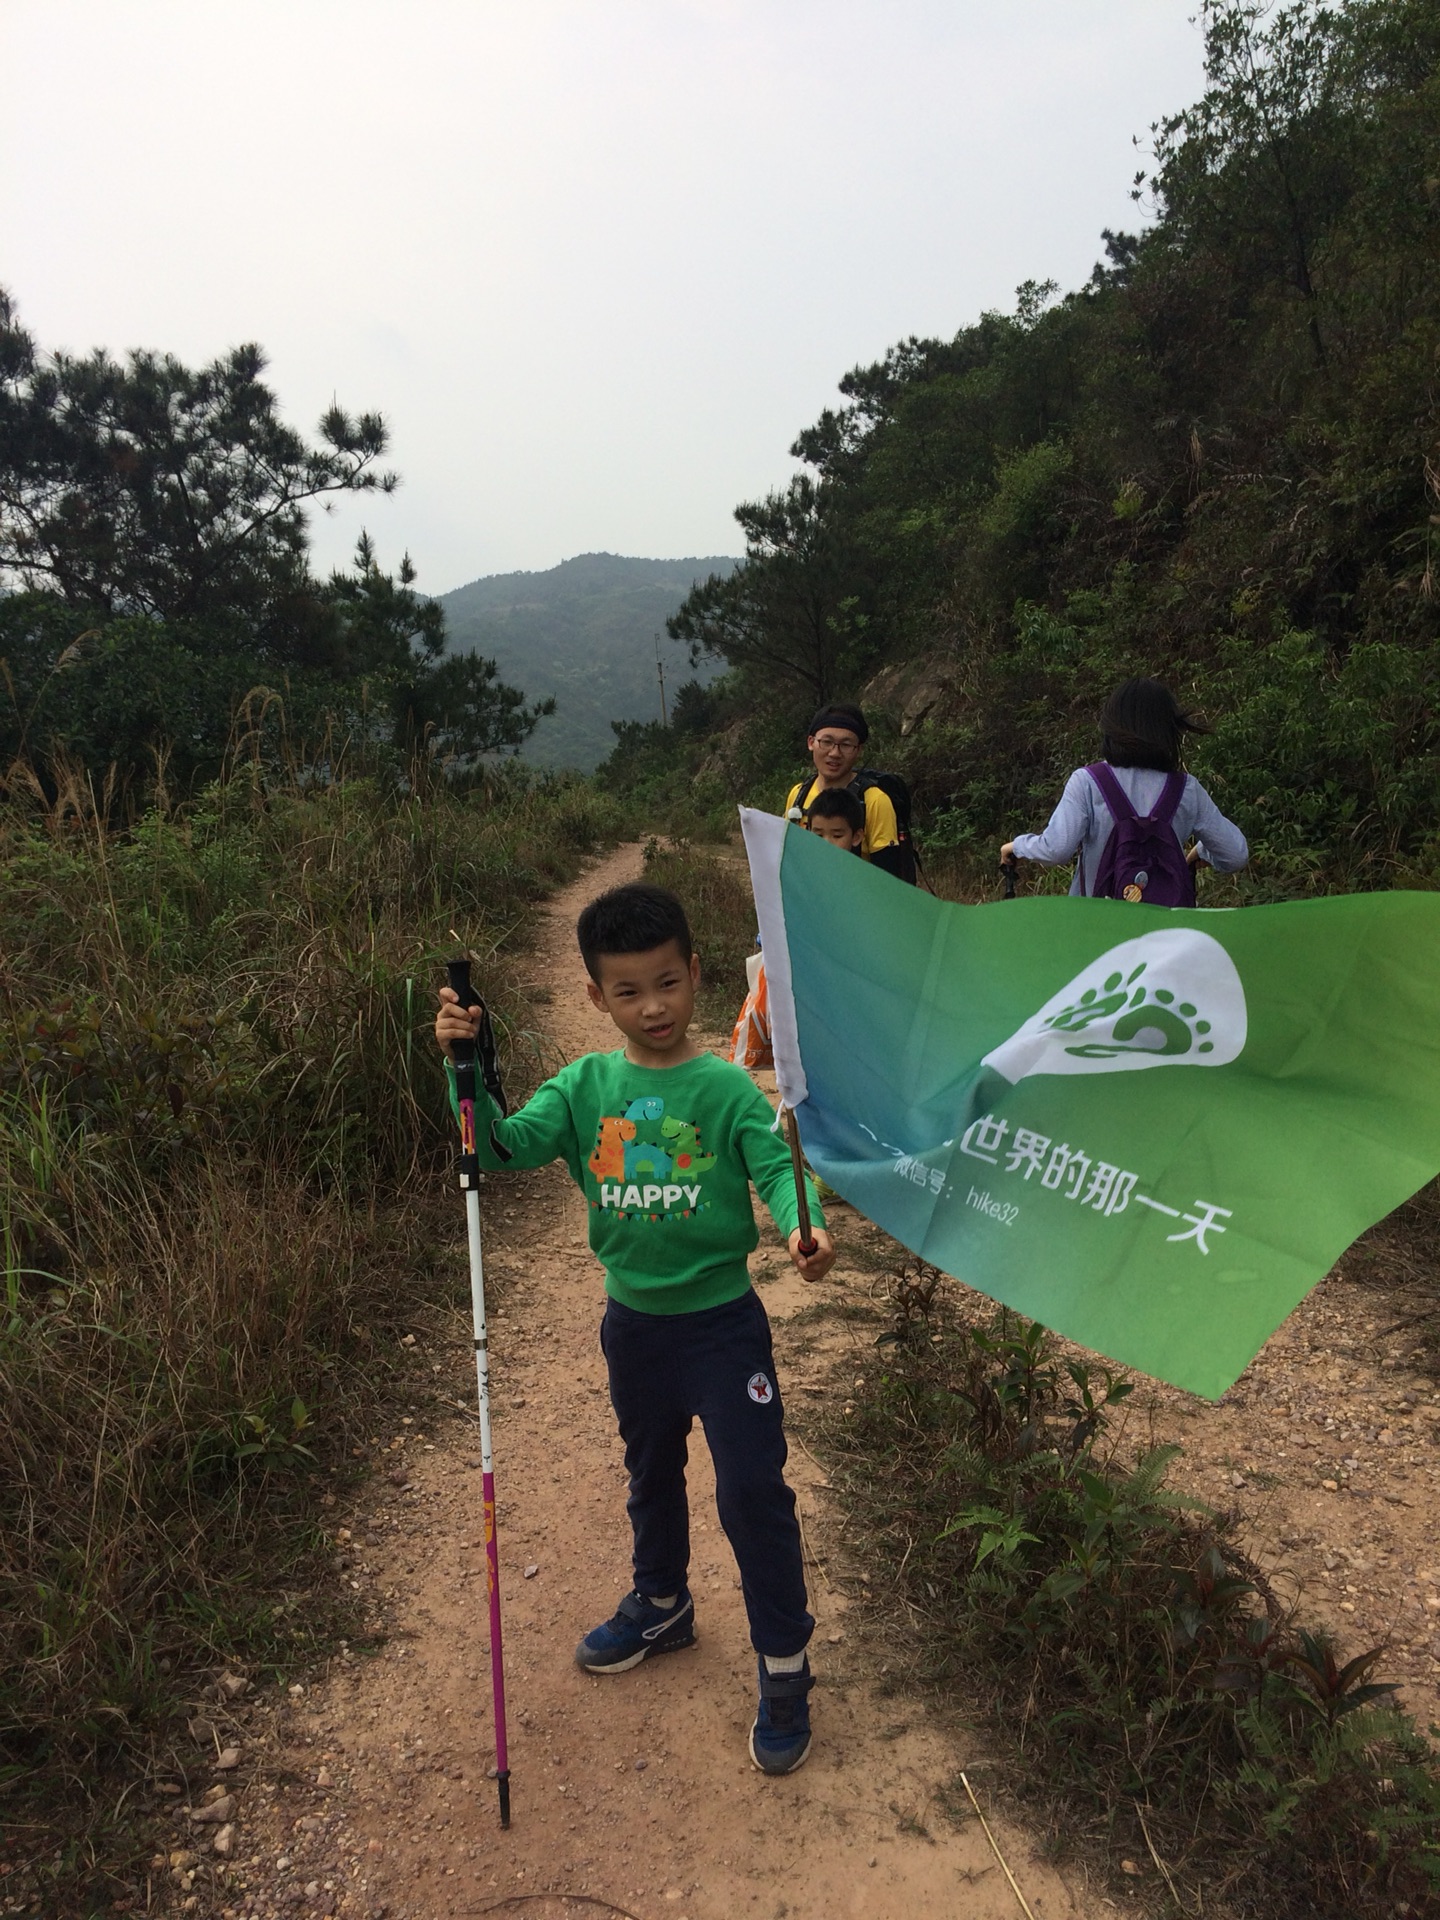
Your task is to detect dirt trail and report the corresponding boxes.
[216,845,1099,1920]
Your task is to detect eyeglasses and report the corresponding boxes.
[812,734,859,752]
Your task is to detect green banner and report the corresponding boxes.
[741,808,1440,1398]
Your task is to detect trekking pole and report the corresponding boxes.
[782,1106,819,1258]
[445,957,512,1829]
[1001,855,1018,901]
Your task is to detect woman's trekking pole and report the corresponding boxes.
[782,1107,819,1258]
[445,957,512,1829]
[1001,855,1018,900]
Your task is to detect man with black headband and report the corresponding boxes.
[783,703,904,877]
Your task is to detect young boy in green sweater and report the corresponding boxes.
[435,882,835,1774]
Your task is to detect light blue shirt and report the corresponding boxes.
[1011,764,1249,897]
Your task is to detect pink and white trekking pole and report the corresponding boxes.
[446,958,511,1829]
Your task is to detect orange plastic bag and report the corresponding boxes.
[729,950,773,1070]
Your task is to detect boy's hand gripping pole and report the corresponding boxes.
[446,958,512,1829]
[782,1106,819,1258]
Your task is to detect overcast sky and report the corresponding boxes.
[4,2,1205,596]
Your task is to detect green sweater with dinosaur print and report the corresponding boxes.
[448,1049,823,1314]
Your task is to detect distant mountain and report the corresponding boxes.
[438,551,739,770]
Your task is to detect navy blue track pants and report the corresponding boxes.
[600,1288,813,1659]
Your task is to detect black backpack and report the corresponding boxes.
[853,769,918,884]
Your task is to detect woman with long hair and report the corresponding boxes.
[1000,678,1248,901]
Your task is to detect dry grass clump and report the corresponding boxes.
[2,1163,403,1756]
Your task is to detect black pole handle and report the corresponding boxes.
[446,957,482,1186]
[447,957,480,1008]
[447,957,479,1066]
[447,956,509,1119]
[1001,857,1018,900]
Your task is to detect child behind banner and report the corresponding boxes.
[729,788,866,1069]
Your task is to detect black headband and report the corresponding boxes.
[808,705,868,744]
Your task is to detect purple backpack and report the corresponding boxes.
[1086,763,1195,907]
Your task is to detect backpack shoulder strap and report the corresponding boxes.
[853,768,907,816]
[1149,771,1187,829]
[1085,762,1135,822]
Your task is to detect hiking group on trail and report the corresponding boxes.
[433,674,1256,1791]
[778,678,1250,907]
[733,676,1249,1074]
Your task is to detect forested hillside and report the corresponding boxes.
[440,551,736,770]
[606,0,1440,898]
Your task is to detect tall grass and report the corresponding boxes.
[639,838,757,1028]
[0,762,621,1807]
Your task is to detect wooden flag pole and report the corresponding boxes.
[783,1106,818,1257]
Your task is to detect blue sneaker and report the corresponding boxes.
[574,1589,696,1673]
[748,1657,814,1774]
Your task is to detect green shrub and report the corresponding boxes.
[823,1303,1440,1917]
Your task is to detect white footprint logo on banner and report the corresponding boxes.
[983,928,1247,1084]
